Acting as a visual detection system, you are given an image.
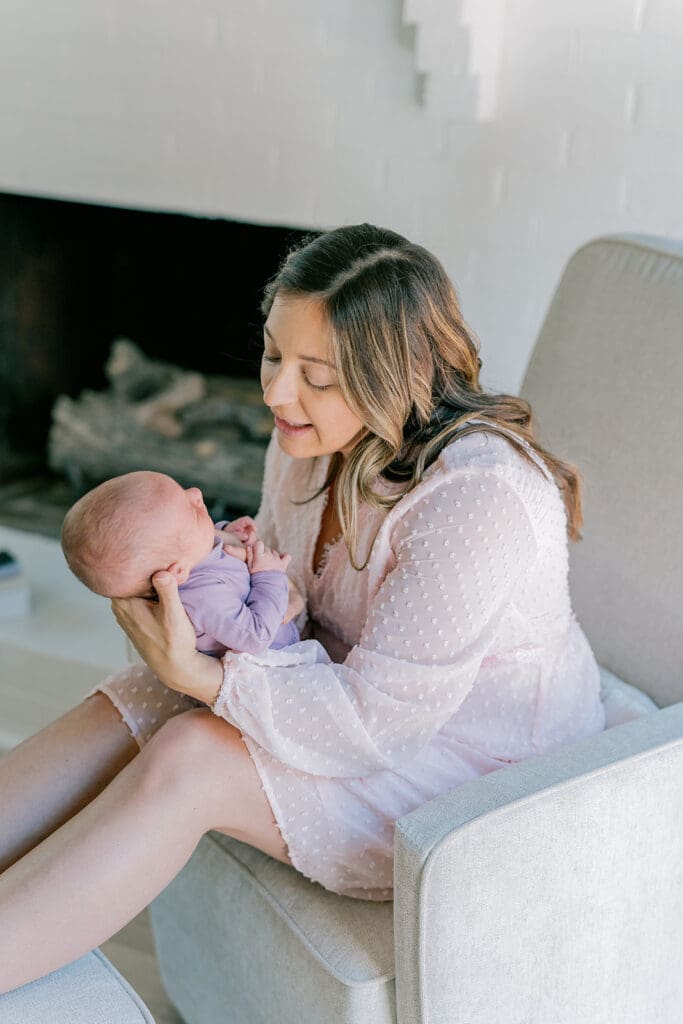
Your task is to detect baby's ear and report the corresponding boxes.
[168,561,190,585]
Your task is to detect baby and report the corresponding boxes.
[60,470,300,657]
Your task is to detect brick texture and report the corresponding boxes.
[0,0,681,391]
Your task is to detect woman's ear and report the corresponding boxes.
[167,561,190,585]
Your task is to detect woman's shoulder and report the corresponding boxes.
[385,422,562,538]
[427,423,551,488]
[437,422,546,473]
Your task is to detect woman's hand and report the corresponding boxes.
[110,571,223,702]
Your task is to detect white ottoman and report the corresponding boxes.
[0,948,157,1023]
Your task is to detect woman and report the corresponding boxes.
[0,223,605,993]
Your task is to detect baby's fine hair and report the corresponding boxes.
[61,470,178,592]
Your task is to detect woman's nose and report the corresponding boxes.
[262,367,300,408]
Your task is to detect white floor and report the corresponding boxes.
[0,525,183,1021]
[0,524,128,747]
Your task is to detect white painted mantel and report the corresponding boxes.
[1,0,682,392]
[403,0,505,121]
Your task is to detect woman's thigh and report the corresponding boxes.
[91,665,293,867]
[139,707,293,867]
[86,663,205,750]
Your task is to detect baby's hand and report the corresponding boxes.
[246,539,291,575]
[225,516,257,546]
[218,517,258,562]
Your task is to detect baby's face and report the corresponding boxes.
[97,483,217,599]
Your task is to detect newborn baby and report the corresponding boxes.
[61,470,300,657]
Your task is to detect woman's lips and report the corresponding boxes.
[274,415,313,437]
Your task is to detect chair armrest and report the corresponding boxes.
[393,704,683,1024]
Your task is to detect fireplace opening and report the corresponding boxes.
[0,191,310,536]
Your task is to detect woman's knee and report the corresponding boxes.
[137,710,286,854]
[137,707,245,801]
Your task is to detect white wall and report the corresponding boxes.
[1,0,681,392]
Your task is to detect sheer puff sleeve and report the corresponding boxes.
[210,466,538,777]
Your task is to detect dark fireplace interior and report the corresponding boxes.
[0,191,308,536]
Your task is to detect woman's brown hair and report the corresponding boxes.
[260,223,582,571]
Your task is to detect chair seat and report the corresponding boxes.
[149,674,656,1024]
[599,665,659,725]
[0,949,156,1024]
[150,828,397,1024]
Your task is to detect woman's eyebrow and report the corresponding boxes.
[263,325,337,369]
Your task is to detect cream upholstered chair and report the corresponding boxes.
[0,949,157,1022]
[148,234,683,1024]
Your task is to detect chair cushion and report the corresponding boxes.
[0,949,156,1023]
[150,831,396,1024]
[599,665,659,727]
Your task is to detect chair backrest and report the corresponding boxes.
[520,234,683,707]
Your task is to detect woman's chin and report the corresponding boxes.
[276,430,318,455]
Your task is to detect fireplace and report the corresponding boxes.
[0,191,307,536]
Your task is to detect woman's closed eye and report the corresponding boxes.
[261,354,333,392]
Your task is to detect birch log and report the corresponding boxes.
[47,339,274,513]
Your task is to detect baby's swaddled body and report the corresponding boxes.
[60,471,300,660]
[179,519,299,656]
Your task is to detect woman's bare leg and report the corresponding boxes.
[0,707,287,994]
[0,693,139,874]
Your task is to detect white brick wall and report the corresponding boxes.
[0,0,681,392]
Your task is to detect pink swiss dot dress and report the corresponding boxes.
[89,422,605,900]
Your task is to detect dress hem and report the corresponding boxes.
[237,731,395,902]
[236,729,328,890]
[84,681,146,752]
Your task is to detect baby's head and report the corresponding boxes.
[61,471,216,599]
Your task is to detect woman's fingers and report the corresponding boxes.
[110,596,142,630]
[151,571,184,628]
[110,597,125,628]
[152,571,176,595]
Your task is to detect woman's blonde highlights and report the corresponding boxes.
[261,224,583,572]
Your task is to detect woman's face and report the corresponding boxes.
[260,293,368,460]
